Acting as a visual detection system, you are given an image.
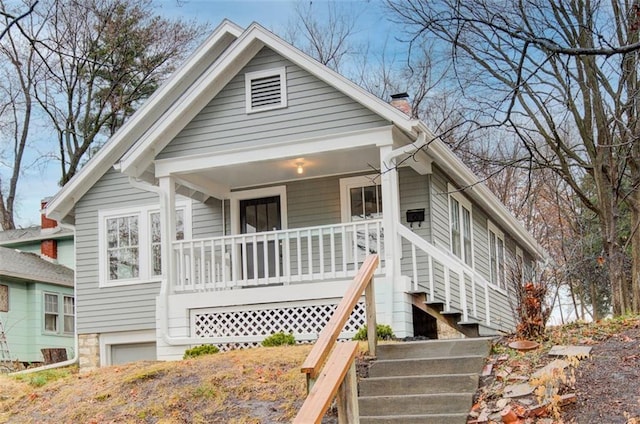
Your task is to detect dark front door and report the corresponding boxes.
[240,196,282,279]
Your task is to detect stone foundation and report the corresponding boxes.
[437,320,464,339]
[78,333,100,372]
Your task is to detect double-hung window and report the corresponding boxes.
[339,175,384,260]
[488,222,506,289]
[43,293,74,335]
[449,186,473,267]
[44,293,59,333]
[99,202,191,286]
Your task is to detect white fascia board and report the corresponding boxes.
[416,121,546,260]
[44,20,243,222]
[155,126,394,177]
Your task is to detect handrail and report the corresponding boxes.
[293,341,359,424]
[301,254,379,379]
[295,254,379,424]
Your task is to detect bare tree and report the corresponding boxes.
[0,1,43,230]
[30,0,208,185]
[387,0,640,315]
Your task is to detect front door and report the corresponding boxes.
[240,196,282,279]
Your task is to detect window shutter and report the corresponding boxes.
[250,74,282,109]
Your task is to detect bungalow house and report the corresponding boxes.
[45,20,544,369]
[0,207,75,366]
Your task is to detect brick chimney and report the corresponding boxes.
[40,199,58,260]
[390,92,411,116]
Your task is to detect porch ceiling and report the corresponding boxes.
[192,145,381,190]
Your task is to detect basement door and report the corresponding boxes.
[239,195,282,279]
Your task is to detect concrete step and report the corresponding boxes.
[359,373,479,396]
[359,413,469,424]
[359,393,473,416]
[377,338,492,360]
[368,355,485,378]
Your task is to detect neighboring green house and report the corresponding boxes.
[0,205,75,365]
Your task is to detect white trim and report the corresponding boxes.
[487,220,506,289]
[339,175,382,223]
[98,201,192,287]
[229,186,288,235]
[155,126,394,178]
[245,67,287,113]
[99,329,157,367]
[448,184,474,268]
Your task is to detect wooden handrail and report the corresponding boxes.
[293,341,359,424]
[301,254,379,379]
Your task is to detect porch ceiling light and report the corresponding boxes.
[296,161,304,175]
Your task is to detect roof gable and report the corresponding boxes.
[45,20,243,222]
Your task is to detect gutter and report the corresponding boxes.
[11,224,79,375]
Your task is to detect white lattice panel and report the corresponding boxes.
[192,301,366,342]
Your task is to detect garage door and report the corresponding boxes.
[111,342,156,365]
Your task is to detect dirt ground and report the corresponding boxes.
[561,323,640,423]
[1,318,639,423]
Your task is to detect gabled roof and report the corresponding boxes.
[45,20,244,223]
[45,20,545,260]
[0,225,73,247]
[0,246,74,287]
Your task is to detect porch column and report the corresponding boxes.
[380,145,411,337]
[159,176,177,295]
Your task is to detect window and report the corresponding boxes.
[449,187,473,267]
[107,215,139,280]
[340,175,383,222]
[99,201,192,286]
[44,293,59,333]
[340,175,384,260]
[43,293,74,335]
[488,222,506,289]
[150,209,185,276]
[245,67,287,113]
[0,284,7,312]
[63,296,75,333]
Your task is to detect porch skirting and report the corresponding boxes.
[155,276,411,361]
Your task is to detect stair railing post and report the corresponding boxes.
[336,360,359,424]
[365,275,377,357]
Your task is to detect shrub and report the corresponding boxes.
[183,344,219,359]
[261,332,296,347]
[353,324,395,341]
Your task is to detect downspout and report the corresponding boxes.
[12,224,79,375]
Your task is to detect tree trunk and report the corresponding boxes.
[631,188,640,314]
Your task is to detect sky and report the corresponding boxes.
[11,0,399,228]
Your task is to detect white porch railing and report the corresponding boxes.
[171,220,384,293]
[397,224,492,327]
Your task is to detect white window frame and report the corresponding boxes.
[229,186,288,235]
[63,295,75,334]
[339,175,382,223]
[43,292,59,334]
[245,67,288,113]
[448,184,473,267]
[98,200,192,287]
[488,221,506,289]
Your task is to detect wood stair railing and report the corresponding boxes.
[294,254,379,424]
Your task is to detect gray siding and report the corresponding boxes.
[157,47,389,159]
[286,176,341,229]
[429,167,451,249]
[75,169,160,334]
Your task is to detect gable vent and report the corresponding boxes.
[251,74,282,108]
[245,67,287,113]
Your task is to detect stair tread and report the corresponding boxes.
[362,372,478,380]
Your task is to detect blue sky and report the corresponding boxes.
[13,0,398,228]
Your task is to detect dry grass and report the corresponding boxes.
[0,344,313,424]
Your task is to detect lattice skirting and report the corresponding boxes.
[190,299,366,350]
